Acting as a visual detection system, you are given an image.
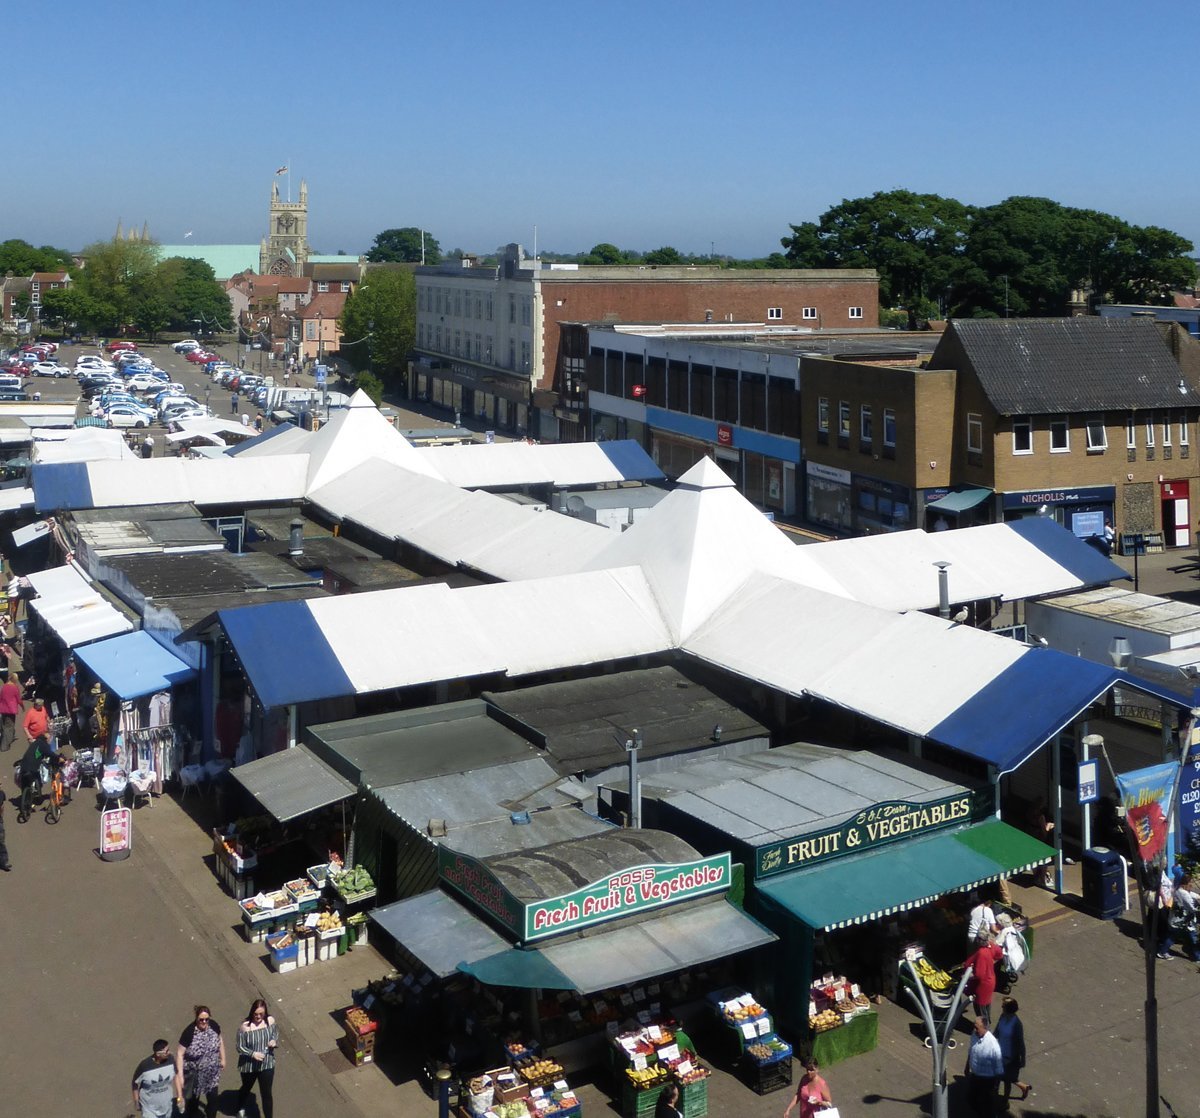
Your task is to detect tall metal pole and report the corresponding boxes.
[901,957,973,1118]
[626,730,642,829]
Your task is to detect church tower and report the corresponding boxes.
[259,178,310,276]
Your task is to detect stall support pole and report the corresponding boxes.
[436,1066,452,1118]
[1052,735,1064,894]
[902,958,972,1118]
[287,704,298,750]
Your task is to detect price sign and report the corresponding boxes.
[632,1055,648,1071]
[851,984,861,997]
[595,999,609,1013]
[648,984,660,996]
[740,1023,757,1040]
[561,1093,577,1102]
[530,1087,545,1098]
[620,993,634,1007]
[809,1000,818,1017]
[632,987,646,1002]
[756,1018,772,1036]
[737,993,757,1007]
[647,1025,662,1040]
[649,1002,661,1015]
[532,1100,549,1112]
[605,1022,620,1037]
[553,1081,568,1091]
[1078,759,1100,804]
[637,1011,651,1025]
[304,913,319,927]
[834,987,848,1002]
[676,1059,693,1076]
[402,974,413,986]
[658,1043,680,1062]
[619,1037,638,1052]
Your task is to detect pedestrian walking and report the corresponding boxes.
[1159,875,1200,960]
[964,1016,1004,1116]
[783,1058,832,1118]
[131,1038,179,1118]
[995,997,1032,1102]
[654,1082,681,1118]
[0,773,12,871]
[175,1005,225,1118]
[0,671,20,751]
[141,434,155,460]
[241,412,250,427]
[963,935,1004,1025]
[235,999,278,1118]
[967,891,1000,946]
[231,393,239,415]
[254,412,264,433]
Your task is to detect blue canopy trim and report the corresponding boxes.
[218,600,353,709]
[74,630,196,699]
[598,440,665,482]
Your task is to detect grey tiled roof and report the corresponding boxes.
[937,316,1200,415]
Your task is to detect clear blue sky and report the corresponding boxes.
[13,0,1196,260]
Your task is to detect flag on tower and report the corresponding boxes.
[275,165,288,175]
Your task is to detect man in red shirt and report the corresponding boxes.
[22,696,49,748]
[0,672,20,752]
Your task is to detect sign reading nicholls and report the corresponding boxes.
[755,794,972,879]
[438,846,731,943]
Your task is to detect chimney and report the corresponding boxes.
[934,561,950,619]
[289,518,304,557]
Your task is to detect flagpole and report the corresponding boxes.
[287,158,291,204]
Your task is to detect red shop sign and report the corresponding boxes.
[716,424,733,447]
[631,384,647,398]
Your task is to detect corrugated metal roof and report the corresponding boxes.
[936,317,1199,414]
[230,745,355,823]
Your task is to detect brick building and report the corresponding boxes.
[411,243,878,439]
[802,316,1200,543]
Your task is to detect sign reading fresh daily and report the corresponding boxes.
[438,846,732,943]
[755,794,972,879]
[523,853,731,942]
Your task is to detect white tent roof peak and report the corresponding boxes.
[304,397,443,491]
[676,457,735,490]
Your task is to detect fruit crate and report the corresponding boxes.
[621,1081,668,1118]
[740,1054,792,1095]
[679,1077,708,1118]
[337,1034,373,1066]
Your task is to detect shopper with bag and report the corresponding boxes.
[965,1016,1004,1116]
[783,1057,835,1118]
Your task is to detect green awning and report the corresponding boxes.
[756,820,1053,932]
[926,487,993,514]
[460,948,576,990]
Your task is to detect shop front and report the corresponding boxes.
[366,830,778,1113]
[411,359,530,435]
[851,473,915,535]
[1001,485,1115,541]
[804,461,852,533]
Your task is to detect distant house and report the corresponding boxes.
[29,271,70,315]
[298,292,347,363]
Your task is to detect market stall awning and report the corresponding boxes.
[925,487,993,514]
[370,890,510,978]
[73,630,196,699]
[230,745,356,824]
[757,820,1054,932]
[26,563,134,648]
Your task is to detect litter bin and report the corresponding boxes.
[1081,847,1125,919]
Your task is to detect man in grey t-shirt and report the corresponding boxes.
[132,1039,179,1118]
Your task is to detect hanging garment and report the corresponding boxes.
[148,691,171,728]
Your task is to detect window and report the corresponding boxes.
[520,341,530,370]
[848,307,864,319]
[340,282,350,293]
[1049,418,1069,453]
[1012,417,1032,454]
[485,295,493,321]
[1085,417,1107,452]
[1127,417,1137,449]
[1163,416,1172,447]
[509,339,516,369]
[1181,416,1190,446]
[817,397,830,433]
[521,298,531,326]
[509,295,516,323]
[883,408,896,447]
[802,307,817,320]
[1145,420,1155,448]
[838,401,851,439]
[860,404,873,443]
[967,412,983,454]
[767,307,783,320]
[317,282,328,293]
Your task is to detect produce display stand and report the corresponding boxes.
[212,828,258,899]
[705,987,792,1095]
[609,1020,709,1118]
[338,1004,379,1067]
[460,1062,582,1118]
[807,973,877,1067]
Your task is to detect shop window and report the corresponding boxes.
[714,367,738,422]
[1012,417,1032,455]
[1085,418,1107,453]
[690,365,713,418]
[740,372,766,431]
[859,404,873,451]
[1049,418,1069,453]
[883,408,896,459]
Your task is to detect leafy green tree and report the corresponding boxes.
[782,190,973,325]
[75,238,161,331]
[643,246,684,265]
[133,294,171,340]
[338,268,416,380]
[0,239,71,276]
[354,370,385,404]
[584,242,629,265]
[366,227,441,265]
[157,256,232,331]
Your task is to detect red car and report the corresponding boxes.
[186,349,216,363]
[105,340,138,354]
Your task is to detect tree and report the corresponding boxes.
[157,256,232,332]
[0,239,71,277]
[366,227,441,265]
[643,246,684,266]
[338,268,416,381]
[782,190,973,325]
[74,238,161,331]
[133,294,171,340]
[584,243,628,265]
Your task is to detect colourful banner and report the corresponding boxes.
[1114,762,1178,866]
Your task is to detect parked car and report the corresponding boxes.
[103,403,154,429]
[161,401,204,423]
[105,340,138,354]
[157,395,197,418]
[30,361,71,378]
[172,339,201,353]
[80,376,121,398]
[186,349,217,364]
[124,373,165,393]
[166,407,211,428]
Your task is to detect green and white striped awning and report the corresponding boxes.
[757,820,1053,931]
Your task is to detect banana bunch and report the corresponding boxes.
[625,1066,668,1088]
[915,956,952,990]
[317,911,343,932]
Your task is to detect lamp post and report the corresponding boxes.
[367,318,374,380]
[901,954,972,1118]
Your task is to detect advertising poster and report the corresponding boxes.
[1178,741,1200,860]
[100,807,132,862]
[1114,762,1178,868]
